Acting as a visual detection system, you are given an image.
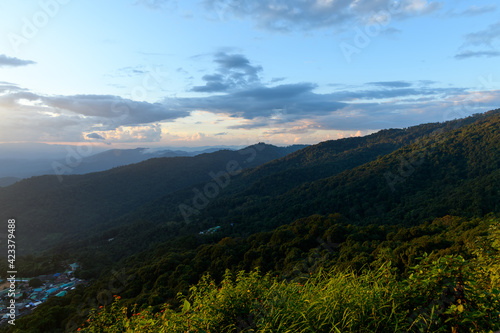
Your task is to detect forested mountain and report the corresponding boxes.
[0,144,305,254]
[199,109,500,233]
[2,109,499,332]
[78,109,498,257]
[0,145,242,179]
[42,147,238,175]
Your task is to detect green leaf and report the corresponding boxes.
[183,299,191,313]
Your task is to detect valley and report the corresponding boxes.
[0,109,499,332]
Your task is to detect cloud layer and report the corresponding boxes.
[1,51,499,144]
[0,82,189,143]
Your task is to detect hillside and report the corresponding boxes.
[0,144,305,254]
[82,110,498,255]
[189,110,499,233]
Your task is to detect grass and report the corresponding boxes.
[78,220,500,333]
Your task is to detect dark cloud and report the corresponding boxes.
[368,81,412,88]
[327,86,466,102]
[455,50,500,59]
[270,77,286,83]
[162,78,473,133]
[456,21,500,59]
[86,133,105,140]
[315,90,500,131]
[0,88,177,142]
[114,66,147,77]
[234,83,316,100]
[461,21,500,47]
[191,52,262,92]
[0,82,23,94]
[39,94,188,128]
[0,54,36,68]
[178,82,346,120]
[203,0,442,31]
[192,74,230,93]
[168,52,471,130]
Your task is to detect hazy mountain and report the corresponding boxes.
[0,143,307,253]
[0,177,21,187]
[50,147,239,175]
[0,145,244,178]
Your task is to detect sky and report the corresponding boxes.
[0,0,499,149]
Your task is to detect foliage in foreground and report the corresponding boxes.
[80,221,500,332]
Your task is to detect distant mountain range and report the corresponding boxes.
[0,143,307,253]
[0,145,253,181]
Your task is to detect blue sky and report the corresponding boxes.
[0,0,499,148]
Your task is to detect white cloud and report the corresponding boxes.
[86,124,163,143]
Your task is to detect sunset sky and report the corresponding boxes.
[1,0,499,149]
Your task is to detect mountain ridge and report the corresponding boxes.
[0,143,306,253]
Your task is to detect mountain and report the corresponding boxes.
[50,147,232,175]
[0,145,244,179]
[0,143,105,178]
[91,112,487,238]
[191,109,499,233]
[3,109,500,333]
[45,110,499,266]
[0,177,21,187]
[0,144,306,254]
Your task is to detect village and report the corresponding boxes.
[0,262,86,323]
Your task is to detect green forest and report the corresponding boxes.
[1,109,499,332]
